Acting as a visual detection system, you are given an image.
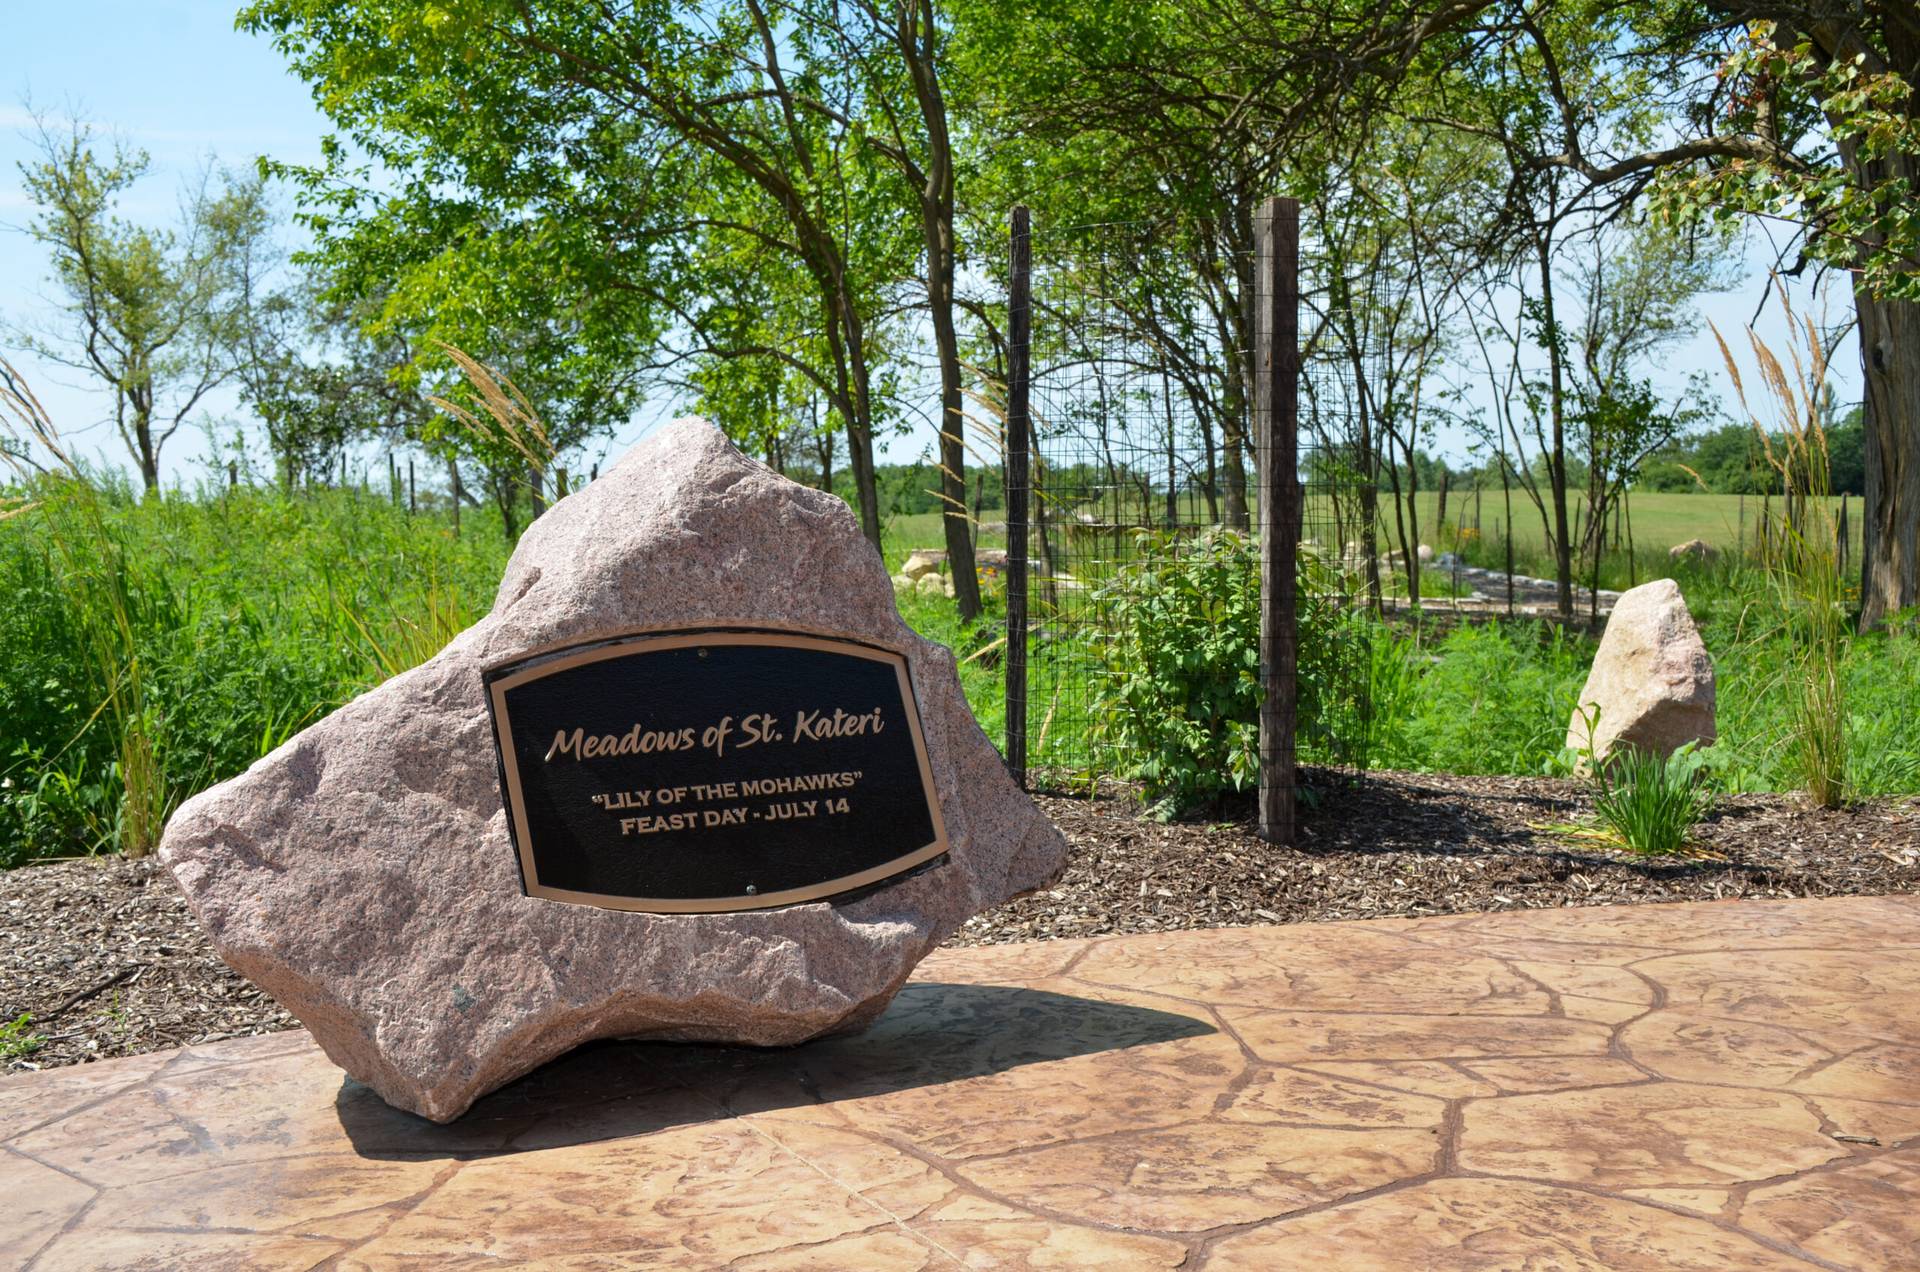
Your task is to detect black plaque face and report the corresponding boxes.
[484,630,948,912]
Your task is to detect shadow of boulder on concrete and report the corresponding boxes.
[334,983,1215,1158]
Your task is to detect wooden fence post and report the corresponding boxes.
[1256,196,1301,845]
[1005,205,1032,788]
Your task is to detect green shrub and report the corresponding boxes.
[1092,530,1262,809]
[1088,531,1377,811]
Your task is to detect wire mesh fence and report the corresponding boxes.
[1002,209,1378,818]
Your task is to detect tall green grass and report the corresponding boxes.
[1355,579,1917,797]
[4,361,168,855]
[1366,621,1590,776]
[0,483,507,864]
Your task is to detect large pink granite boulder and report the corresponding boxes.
[158,418,1066,1122]
[1565,578,1716,770]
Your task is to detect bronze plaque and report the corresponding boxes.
[485,630,948,912]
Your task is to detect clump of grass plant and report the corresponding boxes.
[0,360,515,867]
[1589,742,1715,856]
[0,1012,43,1060]
[1713,291,1849,807]
[1388,621,1589,776]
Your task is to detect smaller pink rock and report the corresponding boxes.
[1566,578,1716,769]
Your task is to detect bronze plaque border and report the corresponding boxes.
[485,628,949,913]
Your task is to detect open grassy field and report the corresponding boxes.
[888,491,1846,566]
[1366,489,1854,558]
[881,509,1006,564]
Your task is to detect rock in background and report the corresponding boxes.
[1566,578,1716,769]
[159,419,1067,1122]
[892,547,954,597]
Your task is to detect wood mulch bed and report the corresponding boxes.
[4,770,1916,1075]
[954,771,1920,945]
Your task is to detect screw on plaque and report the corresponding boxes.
[698,647,709,658]
[745,884,758,895]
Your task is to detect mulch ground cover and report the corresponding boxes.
[5,769,1916,1075]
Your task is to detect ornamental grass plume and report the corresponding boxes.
[1710,283,1849,808]
[426,342,555,471]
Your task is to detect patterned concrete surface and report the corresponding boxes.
[4,893,1918,1269]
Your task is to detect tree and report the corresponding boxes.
[1416,1,1697,617]
[222,202,432,490]
[813,0,983,616]
[1518,2,1920,626]
[14,116,269,491]
[1563,220,1730,613]
[949,0,1491,531]
[1308,120,1494,607]
[244,0,939,555]
[236,286,431,489]
[397,227,657,529]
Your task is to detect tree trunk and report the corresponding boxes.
[1197,226,1251,529]
[1391,449,1420,607]
[1854,283,1919,628]
[1350,353,1384,613]
[899,11,981,621]
[928,231,982,620]
[1220,385,1251,530]
[526,462,546,520]
[829,292,883,548]
[1537,236,1575,621]
[1161,373,1179,527]
[813,412,835,494]
[133,406,160,492]
[493,468,520,541]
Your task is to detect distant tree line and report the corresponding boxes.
[1342,403,1866,506]
[1639,410,1867,498]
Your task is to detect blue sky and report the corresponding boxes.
[1,2,327,483]
[2,4,1862,490]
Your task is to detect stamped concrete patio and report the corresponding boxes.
[5,893,1918,1270]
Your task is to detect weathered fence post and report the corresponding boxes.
[1256,196,1301,845]
[1005,205,1032,788]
